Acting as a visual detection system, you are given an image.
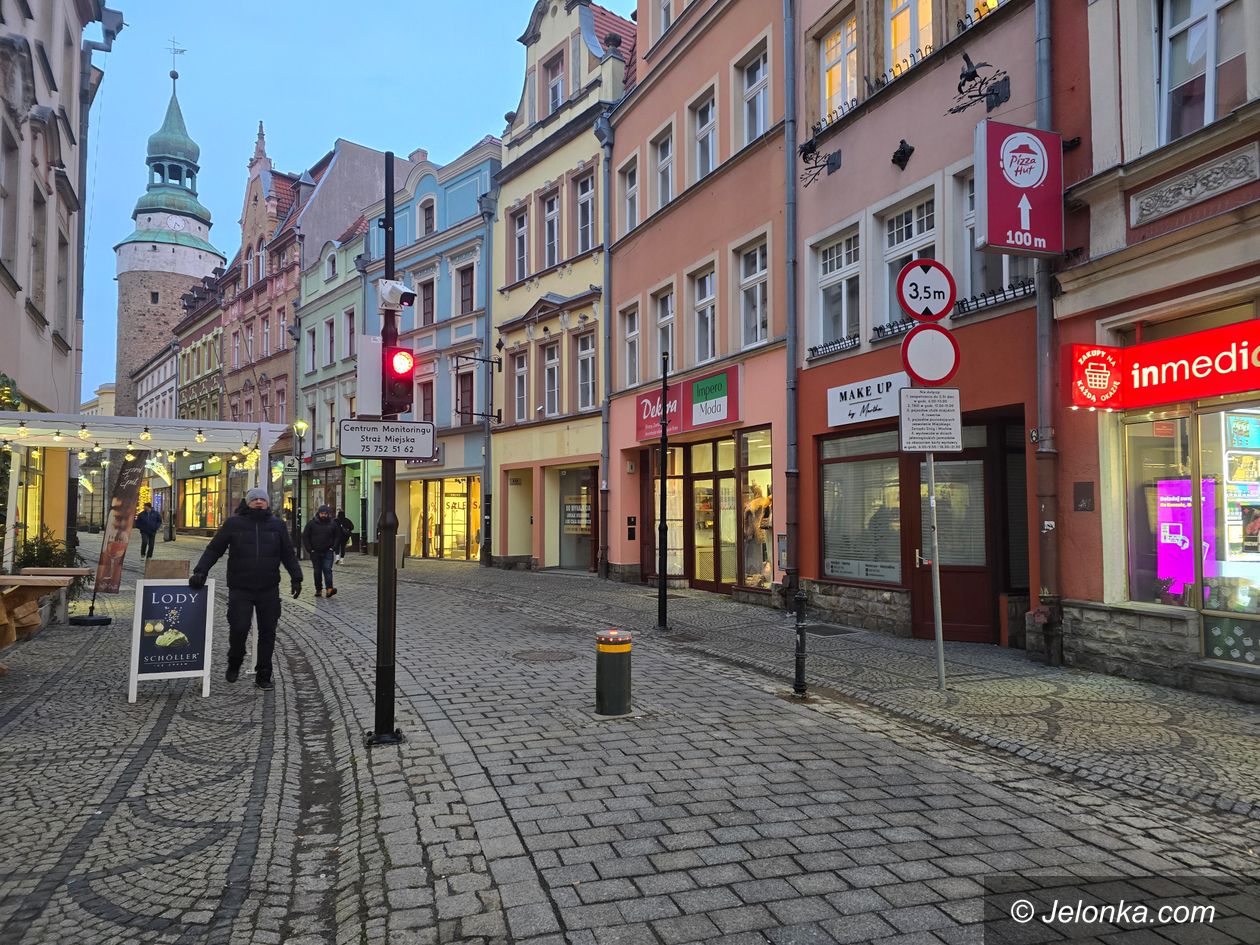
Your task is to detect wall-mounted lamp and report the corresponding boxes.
[542,326,551,337]
[495,337,505,352]
[891,139,915,170]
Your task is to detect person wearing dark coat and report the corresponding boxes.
[134,503,162,559]
[189,487,302,690]
[302,505,341,598]
[334,508,354,560]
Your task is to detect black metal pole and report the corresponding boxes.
[370,151,402,746]
[294,433,303,559]
[793,585,807,696]
[655,352,669,633]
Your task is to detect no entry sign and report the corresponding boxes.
[896,259,956,321]
[901,323,960,386]
[974,119,1063,257]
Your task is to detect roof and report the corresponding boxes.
[274,158,331,240]
[335,215,368,244]
[113,227,225,259]
[147,83,200,165]
[591,3,636,84]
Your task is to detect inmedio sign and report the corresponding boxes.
[827,371,909,428]
[339,418,436,460]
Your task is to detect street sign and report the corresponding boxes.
[283,456,299,473]
[338,418,435,460]
[901,323,960,386]
[896,259,956,321]
[974,119,1063,257]
[899,388,963,452]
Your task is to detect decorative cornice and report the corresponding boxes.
[1130,142,1260,227]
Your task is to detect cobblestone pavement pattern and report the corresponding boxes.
[0,533,1256,945]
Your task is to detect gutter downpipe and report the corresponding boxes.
[1034,0,1062,666]
[479,189,498,567]
[594,111,614,580]
[782,0,800,613]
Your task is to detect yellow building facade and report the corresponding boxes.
[490,0,633,570]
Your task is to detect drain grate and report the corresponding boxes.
[514,649,580,663]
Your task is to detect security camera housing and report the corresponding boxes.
[378,279,416,309]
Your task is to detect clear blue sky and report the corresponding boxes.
[81,0,637,402]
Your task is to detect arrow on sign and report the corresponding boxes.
[1018,193,1031,230]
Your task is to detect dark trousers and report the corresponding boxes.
[335,533,350,557]
[226,586,281,682]
[139,532,156,558]
[311,550,335,591]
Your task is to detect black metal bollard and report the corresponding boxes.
[595,628,632,717]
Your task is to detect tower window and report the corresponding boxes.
[150,292,159,304]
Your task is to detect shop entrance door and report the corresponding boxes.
[690,475,737,591]
[912,457,995,643]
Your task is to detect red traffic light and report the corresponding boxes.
[388,349,415,376]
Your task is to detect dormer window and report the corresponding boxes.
[325,254,337,280]
[545,56,565,115]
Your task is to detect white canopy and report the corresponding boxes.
[0,411,288,454]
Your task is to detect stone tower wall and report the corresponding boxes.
[113,269,204,417]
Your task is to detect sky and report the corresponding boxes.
[80,0,637,402]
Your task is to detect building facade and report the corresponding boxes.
[490,0,633,571]
[79,382,116,417]
[604,0,786,600]
[361,139,501,562]
[130,340,179,522]
[172,279,225,534]
[1053,0,1260,698]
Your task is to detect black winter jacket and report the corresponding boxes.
[303,516,342,554]
[135,509,162,536]
[193,508,302,591]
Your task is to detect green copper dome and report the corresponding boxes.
[147,80,200,164]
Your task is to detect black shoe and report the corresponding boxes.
[326,587,337,597]
[255,677,274,691]
[225,666,239,683]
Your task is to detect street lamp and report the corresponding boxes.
[292,417,309,554]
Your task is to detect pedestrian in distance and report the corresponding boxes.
[303,505,341,598]
[334,507,354,562]
[189,487,302,691]
[134,502,162,560]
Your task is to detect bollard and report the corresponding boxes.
[595,628,632,717]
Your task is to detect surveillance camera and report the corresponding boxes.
[536,405,544,413]
[378,279,416,309]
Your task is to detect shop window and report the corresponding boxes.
[1124,416,1192,606]
[820,430,901,583]
[740,429,774,588]
[882,196,935,329]
[1161,0,1246,143]
[919,459,986,565]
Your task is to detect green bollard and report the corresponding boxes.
[595,628,632,717]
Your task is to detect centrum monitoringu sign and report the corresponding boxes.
[635,367,741,441]
[338,419,436,460]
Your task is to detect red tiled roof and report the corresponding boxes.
[336,215,368,244]
[270,172,297,218]
[274,158,332,240]
[591,3,636,85]
[623,35,637,88]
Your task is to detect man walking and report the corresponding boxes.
[334,508,354,561]
[189,487,302,691]
[135,502,162,560]
[303,505,341,598]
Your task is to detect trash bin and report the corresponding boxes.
[595,628,632,717]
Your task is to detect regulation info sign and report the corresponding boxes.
[338,418,436,460]
[899,388,963,453]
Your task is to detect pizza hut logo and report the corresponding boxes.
[1072,346,1122,406]
[1000,132,1049,189]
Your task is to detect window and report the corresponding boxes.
[277,310,286,349]
[656,290,675,373]
[276,388,286,423]
[694,96,716,180]
[305,328,317,373]
[887,0,932,71]
[29,186,45,311]
[324,254,337,279]
[694,269,716,363]
[0,126,18,272]
[883,196,935,327]
[245,399,253,423]
[459,265,474,314]
[622,162,639,232]
[344,309,356,359]
[659,0,672,36]
[150,291,159,304]
[577,176,595,254]
[820,431,902,584]
[822,15,858,116]
[743,50,769,143]
[325,399,336,444]
[624,308,640,387]
[655,132,674,208]
[256,240,266,282]
[262,317,270,357]
[513,210,529,280]
[420,280,435,326]
[740,429,775,588]
[577,333,596,410]
[422,201,435,235]
[740,243,769,347]
[419,380,434,423]
[1162,0,1246,142]
[962,176,1032,298]
[457,372,474,425]
[324,318,335,365]
[543,343,560,417]
[819,230,860,345]
[544,194,559,268]
[514,353,528,422]
[244,248,253,288]
[546,56,565,114]
[348,394,356,419]
[245,324,253,361]
[233,332,241,369]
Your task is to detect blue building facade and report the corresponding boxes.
[361,138,502,561]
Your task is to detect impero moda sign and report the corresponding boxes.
[1066,319,1260,410]
[635,367,741,441]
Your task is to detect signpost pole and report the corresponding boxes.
[655,352,669,633]
[926,450,946,691]
[369,152,402,746]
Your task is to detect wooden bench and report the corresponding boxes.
[0,575,74,650]
[20,568,93,627]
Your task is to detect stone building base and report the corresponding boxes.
[803,580,911,636]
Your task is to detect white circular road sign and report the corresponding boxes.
[901,323,960,386]
[896,259,957,322]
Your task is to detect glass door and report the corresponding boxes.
[692,477,717,586]
[425,481,442,558]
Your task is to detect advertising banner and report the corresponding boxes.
[94,451,149,594]
[128,579,215,702]
[974,119,1064,257]
[635,367,741,441]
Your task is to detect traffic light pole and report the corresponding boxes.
[368,151,402,747]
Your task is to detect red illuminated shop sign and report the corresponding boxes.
[1066,320,1260,410]
[635,367,741,441]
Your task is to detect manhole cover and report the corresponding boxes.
[802,624,858,637]
[514,649,580,663]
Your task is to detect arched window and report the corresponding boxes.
[325,254,337,279]
[169,165,183,186]
[256,240,266,281]
[244,248,253,287]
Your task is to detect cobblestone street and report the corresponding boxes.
[1,533,1259,945]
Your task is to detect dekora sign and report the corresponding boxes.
[1065,319,1260,410]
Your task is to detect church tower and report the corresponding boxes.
[113,70,225,417]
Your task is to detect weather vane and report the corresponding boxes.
[166,37,186,80]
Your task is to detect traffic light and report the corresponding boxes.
[381,345,416,416]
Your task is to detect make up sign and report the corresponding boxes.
[827,371,910,428]
[128,579,216,703]
[635,367,741,440]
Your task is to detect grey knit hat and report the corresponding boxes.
[245,487,269,504]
